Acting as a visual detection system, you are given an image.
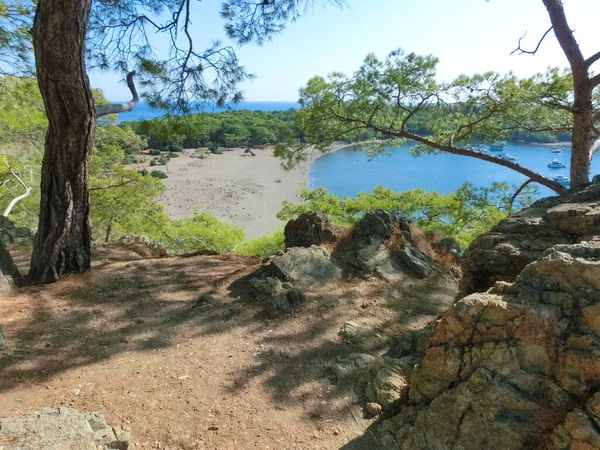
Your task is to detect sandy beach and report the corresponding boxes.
[136,146,329,239]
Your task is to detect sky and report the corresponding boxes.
[88,0,600,102]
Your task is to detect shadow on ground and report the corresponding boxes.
[0,246,456,448]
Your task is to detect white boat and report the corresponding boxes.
[548,159,567,169]
[489,142,505,151]
[551,148,562,154]
[500,153,517,161]
[553,175,570,187]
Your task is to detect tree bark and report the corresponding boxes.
[571,85,593,186]
[29,0,95,283]
[542,0,592,187]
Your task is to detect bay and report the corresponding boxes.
[309,141,600,201]
[116,101,300,122]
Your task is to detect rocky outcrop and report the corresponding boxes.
[248,210,440,316]
[268,245,341,286]
[0,216,33,247]
[379,240,600,450]
[333,210,436,280]
[0,407,130,450]
[284,212,345,248]
[461,181,600,295]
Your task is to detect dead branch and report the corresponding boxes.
[508,179,534,210]
[2,159,32,217]
[510,27,553,56]
[95,71,139,117]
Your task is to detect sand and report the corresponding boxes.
[136,147,318,238]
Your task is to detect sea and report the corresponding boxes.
[116,102,597,203]
[116,101,300,122]
[309,141,600,203]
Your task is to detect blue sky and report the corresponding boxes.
[89,0,600,102]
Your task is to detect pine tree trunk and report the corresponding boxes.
[570,86,593,187]
[28,0,95,283]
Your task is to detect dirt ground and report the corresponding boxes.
[0,245,457,449]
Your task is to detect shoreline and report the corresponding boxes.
[132,144,355,239]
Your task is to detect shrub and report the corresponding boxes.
[138,168,149,176]
[149,159,158,166]
[163,141,182,153]
[150,170,168,179]
[122,154,137,165]
[208,143,222,154]
[149,149,161,156]
[236,229,285,257]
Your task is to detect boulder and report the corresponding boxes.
[330,353,375,383]
[380,240,600,449]
[0,407,129,450]
[268,246,341,286]
[365,357,412,408]
[353,209,411,241]
[461,181,600,295]
[437,236,461,255]
[335,210,435,280]
[284,212,345,248]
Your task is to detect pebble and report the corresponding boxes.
[365,402,382,415]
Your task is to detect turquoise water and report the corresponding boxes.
[116,101,299,122]
[309,141,600,201]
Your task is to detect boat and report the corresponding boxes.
[551,148,563,154]
[500,153,517,161]
[489,141,505,151]
[548,159,567,169]
[553,175,571,187]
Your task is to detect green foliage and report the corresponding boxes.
[236,229,285,257]
[208,143,222,154]
[150,169,168,179]
[129,109,302,152]
[163,141,182,153]
[149,149,161,156]
[0,76,46,151]
[0,155,39,227]
[278,183,536,248]
[163,213,245,254]
[138,168,149,176]
[284,48,574,167]
[0,0,34,75]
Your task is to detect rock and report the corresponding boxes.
[0,407,129,450]
[392,369,543,450]
[250,276,285,296]
[334,210,435,280]
[437,236,461,255]
[194,293,217,308]
[0,327,5,350]
[0,269,12,294]
[269,292,292,317]
[548,409,600,450]
[338,321,362,344]
[284,212,346,248]
[330,353,375,383]
[353,210,411,241]
[385,324,434,359]
[380,239,600,449]
[366,360,412,407]
[392,244,436,279]
[365,402,382,415]
[461,181,600,295]
[268,246,341,286]
[286,289,306,306]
